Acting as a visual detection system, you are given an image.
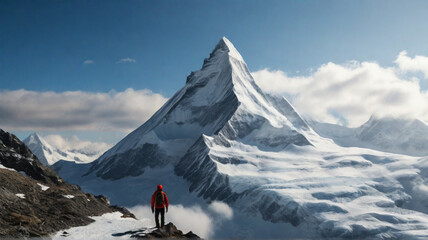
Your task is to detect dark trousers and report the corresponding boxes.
[155,208,165,228]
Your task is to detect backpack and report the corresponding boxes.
[155,191,165,205]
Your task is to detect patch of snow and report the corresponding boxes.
[63,195,75,199]
[15,193,25,199]
[0,163,16,172]
[52,212,150,240]
[37,183,50,191]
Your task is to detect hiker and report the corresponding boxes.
[151,184,169,228]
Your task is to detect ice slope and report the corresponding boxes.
[310,116,428,157]
[88,37,311,180]
[23,133,103,165]
[56,37,428,239]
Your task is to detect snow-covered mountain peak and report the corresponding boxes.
[188,37,246,87]
[91,37,313,179]
[360,115,427,131]
[26,132,45,145]
[218,36,244,62]
[23,133,105,166]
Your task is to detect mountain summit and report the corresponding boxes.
[89,37,311,180]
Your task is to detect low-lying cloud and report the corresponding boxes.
[130,202,233,239]
[252,52,428,127]
[0,88,168,132]
[208,201,233,220]
[44,134,112,155]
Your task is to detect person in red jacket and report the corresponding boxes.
[151,184,169,228]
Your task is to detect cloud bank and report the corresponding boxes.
[252,52,428,127]
[43,134,112,155]
[0,88,168,132]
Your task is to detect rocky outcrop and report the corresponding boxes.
[0,129,61,184]
[112,222,201,239]
[0,129,132,238]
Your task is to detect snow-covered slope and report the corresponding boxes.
[310,116,428,157]
[88,37,311,180]
[23,133,104,165]
[56,37,428,239]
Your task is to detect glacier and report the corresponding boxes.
[53,37,428,239]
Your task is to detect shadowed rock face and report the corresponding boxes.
[89,143,171,180]
[0,129,132,238]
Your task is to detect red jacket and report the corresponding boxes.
[151,190,169,209]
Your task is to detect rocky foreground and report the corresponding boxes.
[112,222,201,239]
[0,129,133,238]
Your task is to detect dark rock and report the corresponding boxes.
[113,222,201,239]
[111,205,136,219]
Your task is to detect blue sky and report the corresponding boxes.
[1,0,428,144]
[2,0,428,95]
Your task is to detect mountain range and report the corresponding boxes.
[52,37,428,239]
[23,133,106,166]
[310,116,428,157]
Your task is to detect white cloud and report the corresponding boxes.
[208,201,233,220]
[0,88,168,132]
[44,134,112,155]
[252,58,428,127]
[395,51,428,78]
[83,60,94,64]
[117,58,136,63]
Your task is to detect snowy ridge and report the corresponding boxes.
[310,116,428,157]
[23,133,103,165]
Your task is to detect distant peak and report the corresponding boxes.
[24,132,46,145]
[29,132,41,140]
